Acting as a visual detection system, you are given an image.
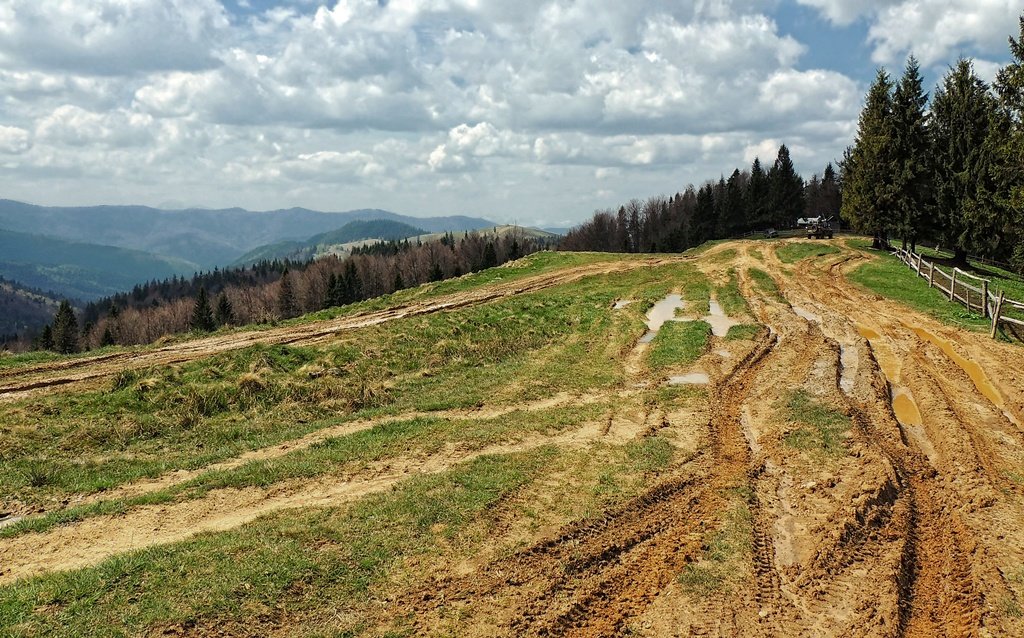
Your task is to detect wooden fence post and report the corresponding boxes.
[982,280,989,318]
[991,291,1005,339]
[950,269,957,302]
[916,253,923,275]
[928,263,935,288]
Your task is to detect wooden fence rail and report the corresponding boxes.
[893,247,1024,338]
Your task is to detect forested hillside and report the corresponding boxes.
[231,219,427,266]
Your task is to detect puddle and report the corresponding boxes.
[640,294,688,343]
[705,299,740,337]
[668,372,710,386]
[906,325,1013,424]
[892,387,923,426]
[858,324,924,430]
[792,306,820,323]
[613,300,634,310]
[0,515,23,530]
[838,344,857,395]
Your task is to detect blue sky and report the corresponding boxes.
[0,1,1019,226]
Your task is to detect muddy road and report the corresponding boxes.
[2,240,1023,636]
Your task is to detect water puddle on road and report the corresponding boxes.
[857,323,925,430]
[892,387,923,426]
[668,372,710,386]
[613,300,634,310]
[640,294,687,343]
[904,325,1016,425]
[0,515,23,530]
[792,306,821,323]
[705,299,740,337]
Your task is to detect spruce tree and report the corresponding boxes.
[38,324,54,351]
[768,144,805,228]
[429,263,443,282]
[820,163,842,220]
[995,15,1024,271]
[52,300,79,354]
[932,59,1004,263]
[190,287,216,332]
[842,69,897,248]
[277,269,298,318]
[746,157,769,228]
[100,325,116,347]
[891,55,932,250]
[215,292,234,326]
[483,242,498,269]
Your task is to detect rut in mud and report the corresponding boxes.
[3,240,1024,637]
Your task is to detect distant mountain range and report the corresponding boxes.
[0,199,496,269]
[231,219,427,266]
[0,227,197,300]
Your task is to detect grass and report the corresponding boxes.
[776,242,841,264]
[678,491,752,595]
[725,324,761,341]
[0,448,558,637]
[749,248,764,262]
[715,269,748,317]
[1,260,710,527]
[647,321,711,372]
[747,268,784,303]
[707,248,738,263]
[847,253,990,331]
[781,390,850,458]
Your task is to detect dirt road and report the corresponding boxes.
[3,240,1023,636]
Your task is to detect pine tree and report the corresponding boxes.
[100,325,116,347]
[277,269,298,318]
[393,270,404,291]
[995,15,1024,272]
[821,163,842,219]
[932,59,1005,263]
[324,273,340,308]
[483,242,498,269]
[429,263,443,282]
[38,324,54,351]
[190,287,216,332]
[215,292,234,326]
[746,157,769,228]
[890,56,932,250]
[52,300,79,354]
[842,69,897,248]
[724,169,747,234]
[767,144,805,228]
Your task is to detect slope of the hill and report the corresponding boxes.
[230,219,427,266]
[0,278,61,340]
[0,228,198,300]
[1,241,1022,638]
[0,199,495,268]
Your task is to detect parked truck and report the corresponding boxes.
[806,217,834,239]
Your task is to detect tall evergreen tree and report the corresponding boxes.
[932,59,1005,263]
[277,269,298,318]
[190,287,216,332]
[746,157,769,227]
[215,292,234,326]
[842,69,897,248]
[38,324,54,351]
[820,163,842,220]
[724,169,747,234]
[995,15,1024,272]
[891,55,932,250]
[52,300,79,354]
[768,144,805,227]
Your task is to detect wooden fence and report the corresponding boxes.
[893,247,1024,338]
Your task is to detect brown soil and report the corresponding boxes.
[4,241,1024,637]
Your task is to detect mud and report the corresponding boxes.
[4,240,1024,637]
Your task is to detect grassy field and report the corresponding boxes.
[776,243,841,264]
[846,244,991,331]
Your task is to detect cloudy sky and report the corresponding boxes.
[0,1,1019,227]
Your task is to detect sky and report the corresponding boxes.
[0,1,1019,228]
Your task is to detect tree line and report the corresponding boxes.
[25,228,547,353]
[843,16,1023,269]
[560,145,839,253]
